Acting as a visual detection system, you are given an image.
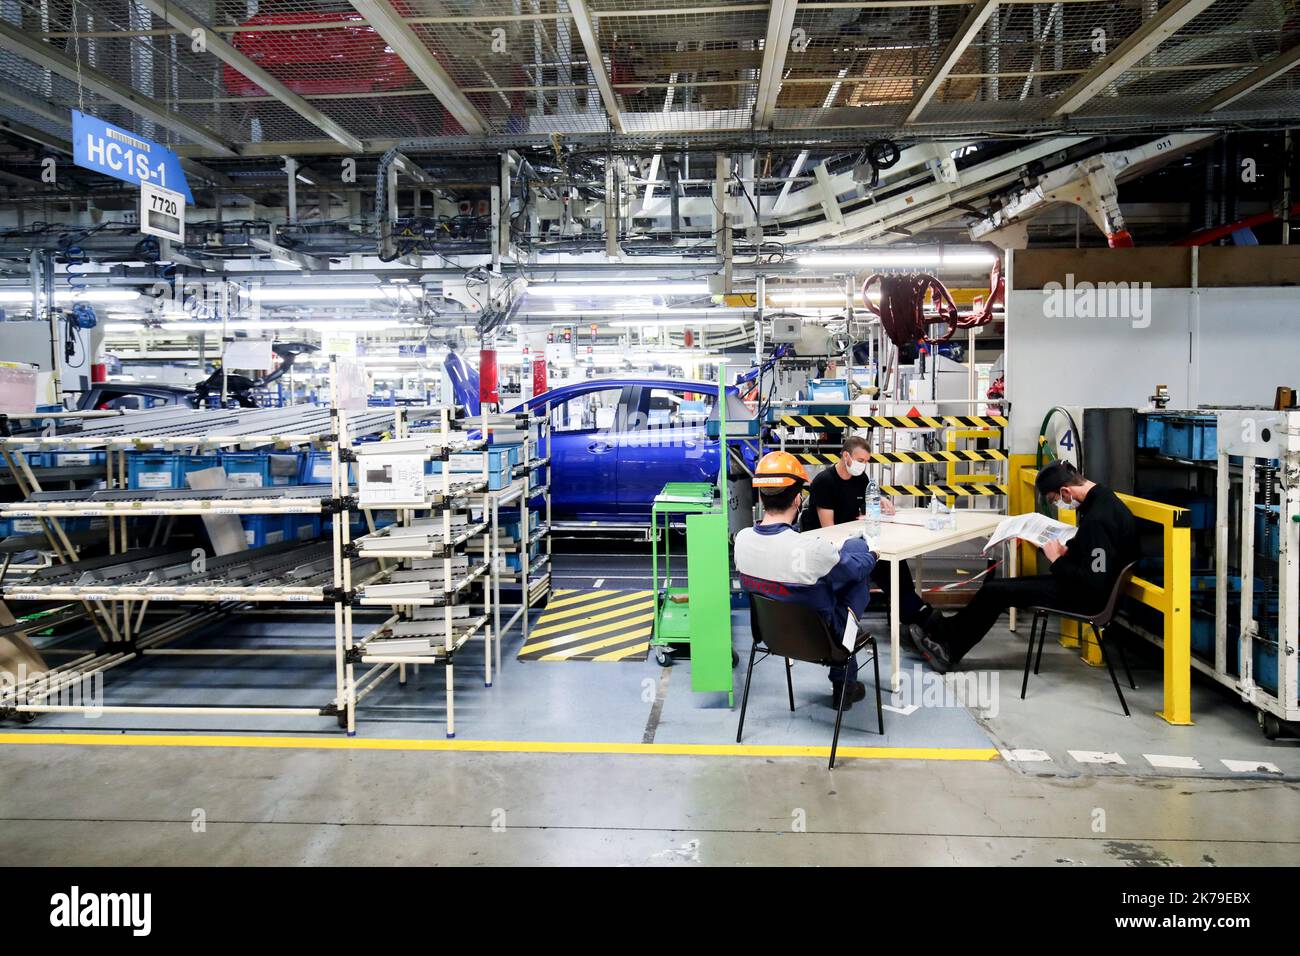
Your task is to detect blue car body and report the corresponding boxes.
[505,378,753,523]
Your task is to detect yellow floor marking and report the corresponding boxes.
[530,591,653,625]
[527,599,654,639]
[539,627,654,661]
[0,732,1002,763]
[590,641,652,662]
[520,612,656,655]
[543,589,616,610]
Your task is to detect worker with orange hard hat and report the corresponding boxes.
[733,450,880,710]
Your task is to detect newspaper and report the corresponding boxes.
[983,512,1077,554]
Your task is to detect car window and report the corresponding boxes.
[550,388,624,433]
[637,388,713,429]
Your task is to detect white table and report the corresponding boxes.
[806,511,1005,691]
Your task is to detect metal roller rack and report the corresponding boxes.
[483,412,552,677]
[341,404,497,738]
[0,372,396,727]
[1131,408,1300,738]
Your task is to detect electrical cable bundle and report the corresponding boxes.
[861,257,1004,347]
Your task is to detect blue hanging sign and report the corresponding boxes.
[71,110,193,203]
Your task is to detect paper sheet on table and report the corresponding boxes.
[983,512,1077,554]
[881,511,931,527]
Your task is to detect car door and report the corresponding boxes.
[616,385,718,518]
[547,385,631,520]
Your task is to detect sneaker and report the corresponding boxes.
[830,680,867,710]
[910,629,953,674]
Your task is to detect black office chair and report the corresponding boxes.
[1021,561,1139,716]
[738,593,883,769]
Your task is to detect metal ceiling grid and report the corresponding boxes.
[775,3,969,118]
[931,1,1148,114]
[1086,0,1291,106]
[590,4,770,118]
[0,0,1294,159]
[19,0,278,145]
[401,0,587,134]
[168,0,453,142]
[1240,62,1300,113]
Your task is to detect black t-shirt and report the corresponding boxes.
[800,466,867,531]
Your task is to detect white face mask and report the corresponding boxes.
[1055,493,1078,511]
[847,459,867,477]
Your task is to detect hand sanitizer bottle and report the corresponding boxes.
[926,496,941,531]
[864,476,882,537]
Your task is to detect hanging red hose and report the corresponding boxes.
[862,257,1004,347]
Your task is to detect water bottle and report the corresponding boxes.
[926,496,941,531]
[946,500,958,530]
[864,476,882,537]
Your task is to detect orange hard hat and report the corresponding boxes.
[753,450,809,491]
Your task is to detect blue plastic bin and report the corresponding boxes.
[177,454,223,488]
[241,514,286,547]
[268,453,300,487]
[1255,504,1280,559]
[283,514,323,542]
[128,454,180,490]
[222,453,271,489]
[46,451,106,469]
[9,516,92,536]
[1136,414,1165,450]
[429,449,512,490]
[1161,415,1217,461]
[299,451,334,485]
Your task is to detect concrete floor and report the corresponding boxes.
[1,540,1297,865]
[0,742,1296,865]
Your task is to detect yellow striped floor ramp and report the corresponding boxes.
[518,589,654,662]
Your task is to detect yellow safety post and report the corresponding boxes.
[1150,499,1193,725]
[1013,466,1193,724]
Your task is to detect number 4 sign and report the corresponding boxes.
[140,181,185,243]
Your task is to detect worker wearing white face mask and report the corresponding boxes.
[909,460,1140,673]
[801,435,936,631]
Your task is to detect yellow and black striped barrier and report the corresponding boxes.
[779,414,1007,430]
[518,589,655,662]
[792,449,1007,466]
[881,484,1008,497]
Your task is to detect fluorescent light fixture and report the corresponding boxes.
[941,251,999,267]
[248,286,424,302]
[625,352,723,365]
[518,308,752,319]
[798,252,941,268]
[767,289,849,305]
[526,283,710,298]
[0,289,142,304]
[106,319,418,334]
[608,317,742,328]
[796,249,997,269]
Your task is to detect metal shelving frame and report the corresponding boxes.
[1128,408,1299,733]
[0,371,396,727]
[486,411,552,678]
[344,404,497,738]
